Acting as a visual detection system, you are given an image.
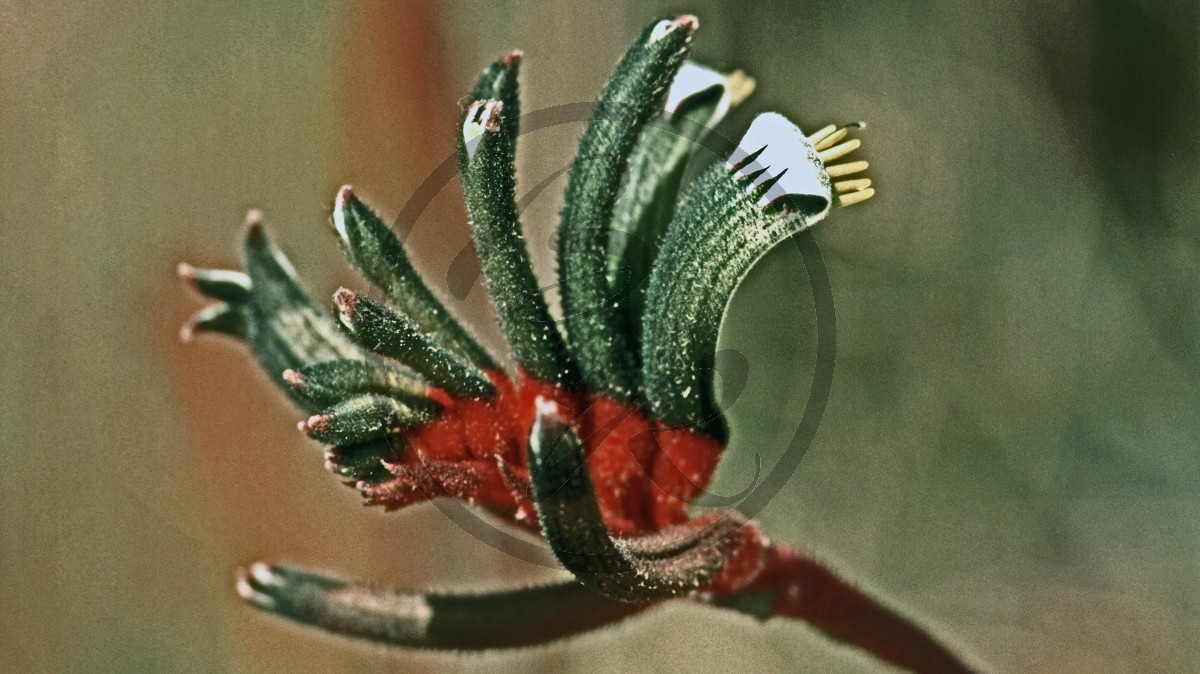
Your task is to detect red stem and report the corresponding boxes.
[733,546,977,674]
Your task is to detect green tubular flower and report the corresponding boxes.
[176,15,985,674]
[457,52,581,387]
[527,398,752,602]
[642,112,872,440]
[332,186,497,370]
[558,16,699,403]
[282,359,433,410]
[180,211,366,411]
[606,61,756,360]
[331,288,495,400]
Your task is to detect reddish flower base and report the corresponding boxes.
[354,370,763,593]
[343,373,973,672]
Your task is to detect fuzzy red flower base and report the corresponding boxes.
[355,370,762,594]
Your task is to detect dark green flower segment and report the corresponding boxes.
[178,15,980,674]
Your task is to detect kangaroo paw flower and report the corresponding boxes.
[176,16,981,674]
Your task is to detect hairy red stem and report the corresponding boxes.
[734,546,976,674]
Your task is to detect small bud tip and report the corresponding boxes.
[179,322,195,343]
[462,100,504,158]
[299,414,331,437]
[248,562,279,587]
[332,186,353,240]
[331,287,359,319]
[234,570,258,602]
[534,396,561,420]
[282,369,306,388]
[674,14,699,31]
[500,49,523,68]
[177,262,197,284]
[244,209,264,237]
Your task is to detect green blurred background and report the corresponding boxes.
[2,1,1197,671]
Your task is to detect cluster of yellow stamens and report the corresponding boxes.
[808,122,874,207]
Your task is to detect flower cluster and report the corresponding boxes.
[178,15,973,674]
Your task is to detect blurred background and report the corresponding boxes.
[2,0,1197,671]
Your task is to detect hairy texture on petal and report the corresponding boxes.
[180,215,366,412]
[238,564,647,649]
[458,55,580,387]
[299,393,438,446]
[527,401,759,601]
[642,114,832,439]
[323,438,401,484]
[283,359,435,409]
[606,62,753,361]
[558,16,697,404]
[332,187,497,369]
[332,289,495,400]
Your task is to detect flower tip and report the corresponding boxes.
[282,368,306,389]
[674,14,699,32]
[648,15,698,43]
[176,262,206,295]
[243,209,265,238]
[234,569,257,600]
[235,563,279,610]
[726,113,874,214]
[178,321,195,343]
[533,396,562,422]
[332,287,358,310]
[248,561,281,587]
[331,287,360,328]
[727,112,832,212]
[299,414,331,437]
[500,49,523,69]
[462,99,504,159]
[177,262,197,283]
[333,185,354,241]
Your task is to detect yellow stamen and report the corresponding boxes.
[826,160,869,177]
[818,138,860,163]
[726,70,757,107]
[834,178,872,193]
[835,187,875,207]
[806,125,837,146]
[813,128,848,152]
